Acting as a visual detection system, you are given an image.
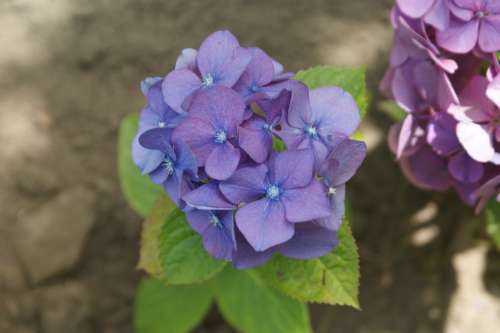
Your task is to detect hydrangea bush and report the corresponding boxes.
[118,30,367,333]
[381,1,500,246]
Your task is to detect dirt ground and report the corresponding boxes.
[1,0,499,332]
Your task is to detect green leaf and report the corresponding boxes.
[379,100,406,122]
[138,194,177,278]
[134,278,213,333]
[485,200,500,250]
[294,65,367,119]
[258,218,360,308]
[215,267,311,333]
[118,113,162,217]
[159,212,227,284]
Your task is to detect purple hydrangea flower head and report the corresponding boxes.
[436,0,500,53]
[172,86,245,180]
[281,81,361,168]
[450,75,500,164]
[317,139,367,231]
[219,149,331,251]
[139,128,198,204]
[186,209,236,260]
[132,30,366,266]
[162,30,251,113]
[239,89,291,163]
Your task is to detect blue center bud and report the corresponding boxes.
[163,157,175,176]
[304,125,318,138]
[202,73,215,87]
[266,184,281,200]
[214,129,228,144]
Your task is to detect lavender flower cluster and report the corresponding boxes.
[133,31,365,268]
[381,0,500,212]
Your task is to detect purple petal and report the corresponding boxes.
[186,209,212,234]
[162,69,201,113]
[282,180,331,223]
[149,165,170,184]
[238,121,272,163]
[448,151,484,183]
[392,67,420,113]
[396,0,435,18]
[139,128,176,156]
[310,87,360,137]
[232,230,275,269]
[269,149,314,189]
[205,143,241,180]
[397,114,416,158]
[163,174,183,204]
[202,212,236,261]
[235,199,294,251]
[424,0,450,30]
[436,18,479,54]
[132,132,164,174]
[197,31,251,87]
[188,86,245,137]
[412,61,439,105]
[219,165,268,204]
[400,146,451,191]
[279,223,338,260]
[257,89,291,124]
[321,139,367,186]
[487,74,500,108]
[175,48,198,71]
[172,117,216,165]
[455,75,494,121]
[456,122,495,163]
[316,185,346,231]
[183,182,235,210]
[141,77,162,96]
[173,141,198,178]
[479,16,500,53]
[427,112,460,156]
[287,81,312,128]
[233,47,275,100]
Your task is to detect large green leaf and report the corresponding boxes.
[258,218,360,308]
[215,267,311,333]
[485,200,500,250]
[134,278,213,333]
[118,113,162,217]
[159,212,227,284]
[294,65,367,118]
[137,194,176,278]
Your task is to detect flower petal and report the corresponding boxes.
[139,128,175,157]
[201,212,236,260]
[172,117,215,165]
[279,223,338,260]
[238,122,272,163]
[232,230,275,269]
[269,149,314,189]
[219,165,268,204]
[400,146,451,191]
[197,31,251,87]
[287,81,312,128]
[282,180,331,223]
[487,72,500,108]
[436,18,479,54]
[316,185,346,231]
[183,182,236,210]
[175,48,198,71]
[479,16,500,52]
[311,87,360,137]
[236,199,294,251]
[396,0,435,18]
[205,143,241,180]
[448,150,484,183]
[427,112,460,156]
[456,122,495,163]
[162,69,201,113]
[132,132,164,175]
[424,0,450,31]
[321,139,367,186]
